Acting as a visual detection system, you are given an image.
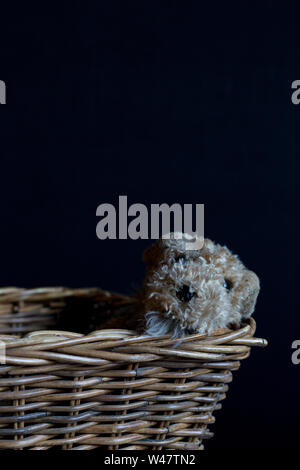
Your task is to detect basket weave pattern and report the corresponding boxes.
[0,288,267,450]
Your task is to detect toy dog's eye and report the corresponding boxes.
[224,278,233,290]
[176,285,195,302]
[174,255,186,263]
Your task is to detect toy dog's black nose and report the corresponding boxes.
[176,285,195,302]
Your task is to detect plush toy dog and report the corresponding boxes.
[143,234,260,337]
[95,234,260,338]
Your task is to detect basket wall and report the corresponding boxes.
[0,288,267,450]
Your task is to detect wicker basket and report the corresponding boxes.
[0,287,267,450]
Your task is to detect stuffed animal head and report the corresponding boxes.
[142,233,260,337]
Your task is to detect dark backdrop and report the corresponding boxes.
[0,1,299,450]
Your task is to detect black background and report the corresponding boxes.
[0,1,299,449]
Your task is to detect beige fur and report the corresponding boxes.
[142,234,260,337]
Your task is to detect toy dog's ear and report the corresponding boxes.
[142,242,164,265]
[160,235,188,254]
[143,233,204,266]
[162,232,205,253]
[239,270,260,319]
[143,234,189,266]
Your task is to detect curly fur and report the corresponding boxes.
[142,233,260,337]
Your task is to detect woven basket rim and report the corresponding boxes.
[0,286,267,353]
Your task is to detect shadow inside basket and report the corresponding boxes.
[0,287,139,336]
